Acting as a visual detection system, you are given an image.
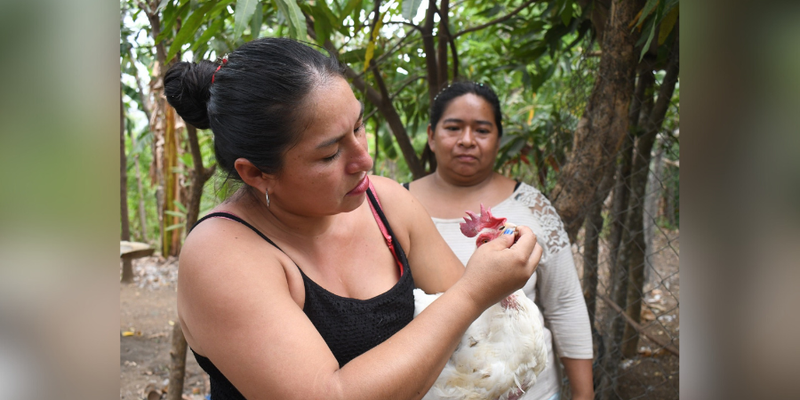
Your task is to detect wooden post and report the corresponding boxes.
[121,83,134,283]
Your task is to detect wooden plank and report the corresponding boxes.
[120,241,155,260]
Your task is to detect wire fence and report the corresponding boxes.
[573,135,680,400]
[554,40,680,400]
[485,39,680,398]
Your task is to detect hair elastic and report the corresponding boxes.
[211,58,228,84]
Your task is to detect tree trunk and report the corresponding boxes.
[142,0,167,257]
[621,37,679,358]
[618,130,659,359]
[121,83,134,284]
[607,134,634,279]
[436,0,450,87]
[184,124,216,230]
[582,153,618,395]
[595,42,655,400]
[549,0,642,242]
[129,50,151,242]
[167,321,188,400]
[417,0,439,175]
[664,171,675,226]
[163,105,182,256]
[140,2,191,398]
[582,164,616,328]
[603,61,655,303]
[133,136,148,242]
[643,140,665,284]
[422,0,440,100]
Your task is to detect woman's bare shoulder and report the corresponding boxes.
[368,175,428,218]
[181,216,284,271]
[369,175,410,196]
[177,217,300,343]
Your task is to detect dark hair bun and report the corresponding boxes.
[164,60,218,129]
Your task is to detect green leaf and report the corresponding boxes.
[309,1,336,45]
[190,18,224,53]
[634,0,660,30]
[166,1,216,61]
[560,0,573,27]
[658,4,678,45]
[496,135,525,168]
[207,0,236,19]
[380,127,398,160]
[156,0,172,12]
[639,29,656,62]
[314,15,332,46]
[173,200,188,213]
[274,0,307,41]
[315,0,340,28]
[251,1,263,39]
[477,4,503,18]
[364,40,376,71]
[233,0,259,43]
[340,0,362,20]
[637,0,666,61]
[364,13,383,71]
[155,1,177,44]
[165,223,185,232]
[402,0,424,21]
[164,210,186,218]
[339,48,367,64]
[157,0,193,44]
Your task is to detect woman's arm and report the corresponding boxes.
[561,358,594,400]
[178,202,540,400]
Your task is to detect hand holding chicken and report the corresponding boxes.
[414,205,547,400]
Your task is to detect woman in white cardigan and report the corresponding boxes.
[406,81,594,400]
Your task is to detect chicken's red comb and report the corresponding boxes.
[459,204,507,238]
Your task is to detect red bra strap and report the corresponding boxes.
[367,180,404,277]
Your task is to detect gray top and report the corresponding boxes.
[431,182,592,399]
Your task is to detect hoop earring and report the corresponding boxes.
[265,191,270,208]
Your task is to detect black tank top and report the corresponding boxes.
[189,188,415,400]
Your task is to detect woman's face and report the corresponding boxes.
[269,77,373,216]
[428,93,500,185]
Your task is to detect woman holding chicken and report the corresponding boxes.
[406,82,594,400]
[164,38,543,400]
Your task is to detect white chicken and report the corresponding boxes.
[414,204,547,400]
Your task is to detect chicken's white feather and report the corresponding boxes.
[415,205,548,400]
[414,288,547,400]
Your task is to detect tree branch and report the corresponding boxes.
[383,20,423,32]
[598,294,679,357]
[422,0,439,98]
[390,75,426,101]
[437,0,450,86]
[337,48,426,178]
[440,14,459,80]
[354,32,420,81]
[309,8,425,177]
[453,0,542,39]
[646,33,680,133]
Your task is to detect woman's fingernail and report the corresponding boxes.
[503,228,514,235]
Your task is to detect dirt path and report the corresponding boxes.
[119,258,207,400]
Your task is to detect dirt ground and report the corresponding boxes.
[120,229,679,400]
[119,258,207,400]
[574,228,680,399]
